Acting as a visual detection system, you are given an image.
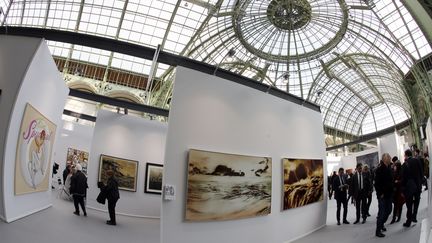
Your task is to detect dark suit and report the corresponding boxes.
[402,157,423,223]
[70,170,88,215]
[332,175,349,223]
[352,172,370,222]
[374,162,393,233]
[100,176,120,224]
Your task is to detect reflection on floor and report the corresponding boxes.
[293,190,428,243]
[0,197,160,243]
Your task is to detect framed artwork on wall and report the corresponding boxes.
[356,152,379,169]
[186,149,272,221]
[15,103,57,195]
[98,154,138,192]
[144,163,163,194]
[66,148,89,175]
[282,158,324,210]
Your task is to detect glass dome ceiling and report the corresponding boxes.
[1,0,431,144]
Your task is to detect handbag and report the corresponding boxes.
[96,190,107,204]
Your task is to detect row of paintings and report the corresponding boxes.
[186,149,324,221]
[98,154,163,194]
[13,104,322,223]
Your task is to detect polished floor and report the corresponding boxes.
[0,190,428,243]
[293,191,428,243]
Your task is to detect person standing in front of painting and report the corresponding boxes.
[332,167,350,225]
[99,170,120,225]
[70,164,88,216]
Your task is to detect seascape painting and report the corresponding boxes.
[145,163,163,194]
[98,154,138,192]
[283,158,323,210]
[186,149,272,221]
[15,103,57,195]
[356,152,379,169]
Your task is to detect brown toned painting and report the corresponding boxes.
[283,158,323,210]
[186,149,272,221]
[98,154,138,192]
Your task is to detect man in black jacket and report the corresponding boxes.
[99,170,120,225]
[374,153,393,238]
[332,167,350,225]
[402,149,423,226]
[70,164,88,216]
[353,163,370,224]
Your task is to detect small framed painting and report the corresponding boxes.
[145,163,163,194]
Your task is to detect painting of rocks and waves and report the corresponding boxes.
[186,149,272,221]
[283,158,323,210]
[99,154,138,192]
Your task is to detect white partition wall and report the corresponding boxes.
[161,67,327,243]
[378,132,399,159]
[0,36,69,222]
[87,110,167,218]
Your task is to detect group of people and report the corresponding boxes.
[61,164,121,225]
[329,149,429,238]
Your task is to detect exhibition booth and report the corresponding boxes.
[0,35,382,242]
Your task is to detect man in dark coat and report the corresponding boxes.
[352,163,370,224]
[99,170,120,225]
[374,153,393,238]
[62,164,71,185]
[332,167,350,225]
[70,164,88,216]
[402,149,423,226]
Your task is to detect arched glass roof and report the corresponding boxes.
[1,0,431,143]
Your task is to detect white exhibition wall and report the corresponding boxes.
[52,121,95,176]
[0,36,69,222]
[378,132,400,160]
[87,110,166,218]
[161,67,327,243]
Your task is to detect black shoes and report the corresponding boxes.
[353,220,359,224]
[362,219,366,224]
[367,213,371,217]
[106,220,116,225]
[83,212,87,217]
[412,218,418,223]
[337,221,341,225]
[376,232,385,238]
[343,220,350,224]
[73,211,79,216]
[390,219,395,224]
[403,222,411,227]
[381,227,387,232]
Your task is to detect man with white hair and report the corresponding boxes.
[70,163,88,216]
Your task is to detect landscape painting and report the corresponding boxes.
[283,158,324,210]
[98,154,138,192]
[145,163,163,194]
[356,152,379,169]
[186,149,272,221]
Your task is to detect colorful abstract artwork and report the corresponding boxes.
[66,148,89,175]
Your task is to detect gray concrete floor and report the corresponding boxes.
[293,190,428,243]
[0,196,160,243]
